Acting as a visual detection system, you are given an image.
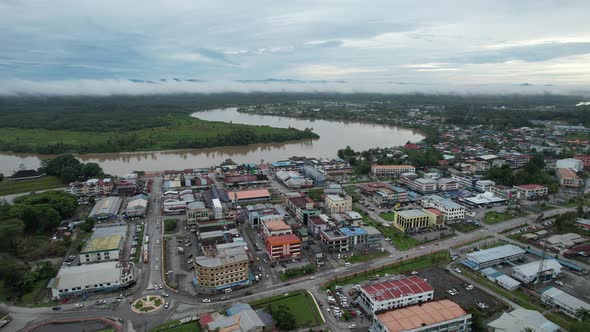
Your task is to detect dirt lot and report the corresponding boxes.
[418,266,508,315]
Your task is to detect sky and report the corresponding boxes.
[2,0,590,95]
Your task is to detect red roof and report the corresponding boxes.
[266,234,301,246]
[361,276,433,302]
[515,184,545,190]
[403,143,420,150]
[424,208,443,216]
[226,189,270,200]
[199,313,214,327]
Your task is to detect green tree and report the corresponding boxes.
[272,305,296,330]
[79,217,95,233]
[81,162,104,178]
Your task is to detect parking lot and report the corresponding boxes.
[164,231,198,295]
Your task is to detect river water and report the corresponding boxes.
[0,107,424,176]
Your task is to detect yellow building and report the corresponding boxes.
[325,194,353,215]
[393,209,438,233]
[194,245,250,294]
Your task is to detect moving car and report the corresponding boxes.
[202,298,211,303]
[52,306,62,311]
[74,303,84,308]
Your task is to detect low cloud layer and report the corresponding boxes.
[1,79,588,97]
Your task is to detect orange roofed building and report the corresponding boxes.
[226,189,271,204]
[370,299,471,332]
[261,219,292,239]
[265,234,301,261]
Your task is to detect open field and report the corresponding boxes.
[379,212,395,221]
[345,250,387,263]
[483,211,515,225]
[150,320,201,332]
[250,290,322,328]
[0,176,63,196]
[448,221,480,233]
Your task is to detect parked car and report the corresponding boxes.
[74,303,84,308]
[554,280,564,286]
[164,302,170,309]
[202,298,211,303]
[52,306,62,311]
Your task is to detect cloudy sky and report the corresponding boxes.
[2,0,590,95]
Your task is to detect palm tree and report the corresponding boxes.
[575,308,590,321]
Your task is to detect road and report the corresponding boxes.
[7,179,581,332]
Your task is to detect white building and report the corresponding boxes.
[513,184,549,200]
[541,287,590,319]
[49,261,135,299]
[421,195,465,220]
[79,225,126,264]
[556,158,584,173]
[325,194,352,215]
[371,165,416,177]
[488,308,560,332]
[511,259,562,284]
[358,276,434,314]
[475,180,495,192]
[463,245,526,270]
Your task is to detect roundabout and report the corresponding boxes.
[131,295,165,314]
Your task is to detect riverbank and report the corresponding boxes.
[0,118,318,155]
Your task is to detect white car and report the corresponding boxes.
[74,303,84,308]
[453,268,462,273]
[554,280,564,286]
[202,298,211,303]
[310,275,317,280]
[155,265,159,271]
[156,240,160,244]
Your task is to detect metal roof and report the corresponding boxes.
[542,287,590,311]
[488,308,559,332]
[375,300,468,332]
[466,244,525,264]
[512,259,562,278]
[361,276,433,302]
[54,261,121,290]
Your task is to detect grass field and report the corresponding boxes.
[324,251,450,290]
[0,176,64,196]
[448,222,480,233]
[250,290,322,328]
[150,320,201,332]
[379,212,396,221]
[0,117,317,154]
[483,211,515,225]
[345,250,387,263]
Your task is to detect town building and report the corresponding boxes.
[556,158,584,172]
[373,186,408,206]
[49,261,135,299]
[265,234,301,261]
[490,185,517,200]
[223,174,268,188]
[513,184,549,200]
[487,308,560,332]
[557,168,583,188]
[436,178,459,191]
[275,170,314,189]
[541,287,590,320]
[462,244,526,270]
[245,204,288,229]
[511,259,562,284]
[364,226,383,249]
[371,165,416,177]
[325,194,353,215]
[370,300,471,332]
[399,176,438,193]
[260,219,292,239]
[226,189,271,204]
[308,216,328,236]
[421,195,465,221]
[320,229,350,252]
[479,267,521,291]
[194,246,250,294]
[187,201,210,224]
[392,209,439,233]
[475,180,496,192]
[302,165,327,186]
[202,302,267,332]
[285,193,320,224]
[574,155,590,168]
[89,197,123,220]
[124,194,148,219]
[358,276,434,314]
[451,174,476,188]
[80,225,126,264]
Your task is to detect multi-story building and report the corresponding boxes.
[475,180,496,192]
[557,168,583,188]
[308,216,328,236]
[358,276,434,314]
[265,234,301,261]
[325,194,353,215]
[369,300,471,332]
[285,193,320,224]
[556,158,584,173]
[372,186,408,206]
[490,185,517,200]
[320,229,350,252]
[261,219,292,239]
[399,176,438,193]
[186,201,210,224]
[436,178,459,191]
[421,195,465,221]
[451,174,476,188]
[302,165,328,186]
[194,246,250,294]
[364,226,383,249]
[339,227,367,248]
[246,204,288,229]
[574,155,590,168]
[541,287,590,320]
[392,209,438,233]
[371,165,416,177]
[513,184,549,200]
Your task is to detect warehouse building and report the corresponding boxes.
[194,246,250,294]
[462,244,525,270]
[124,194,148,218]
[80,225,126,264]
[358,276,434,315]
[370,300,471,332]
[541,287,590,319]
[512,259,562,284]
[488,308,559,332]
[89,197,123,220]
[49,261,135,299]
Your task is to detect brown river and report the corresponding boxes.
[0,107,424,176]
